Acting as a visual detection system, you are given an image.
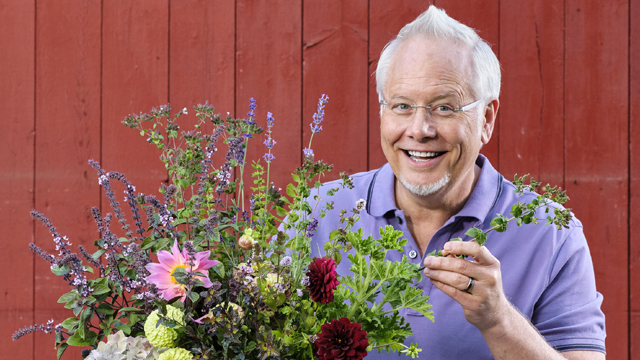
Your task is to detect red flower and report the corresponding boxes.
[306,257,340,304]
[314,317,369,360]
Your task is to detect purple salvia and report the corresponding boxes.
[310,94,329,133]
[305,218,319,238]
[247,98,257,122]
[303,148,314,159]
[263,112,276,163]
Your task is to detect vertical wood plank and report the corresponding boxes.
[34,0,102,358]
[630,0,640,356]
[170,0,235,181]
[102,0,169,199]
[0,0,35,359]
[303,0,369,180]
[565,1,629,358]
[236,0,302,192]
[368,1,431,170]
[170,0,235,123]
[435,0,501,169]
[499,1,564,188]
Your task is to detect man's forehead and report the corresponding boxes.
[385,37,474,95]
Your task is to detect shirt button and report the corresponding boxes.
[408,250,417,259]
[396,216,403,225]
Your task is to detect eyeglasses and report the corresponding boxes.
[379,98,483,120]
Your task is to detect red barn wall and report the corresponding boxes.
[0,0,634,358]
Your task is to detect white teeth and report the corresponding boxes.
[408,150,441,158]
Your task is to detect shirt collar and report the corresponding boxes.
[365,154,502,224]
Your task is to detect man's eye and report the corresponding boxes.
[395,103,412,111]
[434,105,454,113]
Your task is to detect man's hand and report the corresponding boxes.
[422,240,606,360]
[422,239,509,330]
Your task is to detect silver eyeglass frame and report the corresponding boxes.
[379,98,484,117]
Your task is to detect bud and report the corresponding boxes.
[238,229,256,250]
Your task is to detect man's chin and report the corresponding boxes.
[398,173,451,196]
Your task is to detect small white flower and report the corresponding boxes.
[297,289,303,297]
[280,256,292,267]
[356,199,366,210]
[182,107,188,114]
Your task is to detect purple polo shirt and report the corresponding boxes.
[309,155,606,359]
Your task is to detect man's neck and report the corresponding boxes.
[395,164,482,254]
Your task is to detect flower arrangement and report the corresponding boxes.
[12,97,431,360]
[12,95,572,360]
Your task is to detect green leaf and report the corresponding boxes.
[66,330,98,346]
[510,204,523,218]
[116,323,132,335]
[141,236,155,250]
[465,227,487,245]
[91,283,111,295]
[490,214,509,233]
[291,173,301,183]
[118,307,144,313]
[286,183,297,197]
[275,206,288,217]
[96,303,115,315]
[212,261,225,278]
[57,291,77,303]
[61,317,80,330]
[56,343,68,360]
[51,265,70,276]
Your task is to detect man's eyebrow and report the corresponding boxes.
[389,93,461,102]
[428,93,460,102]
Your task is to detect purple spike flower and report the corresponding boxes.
[247,98,257,124]
[303,148,314,158]
[310,94,329,133]
[263,111,276,163]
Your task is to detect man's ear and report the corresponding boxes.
[480,98,499,145]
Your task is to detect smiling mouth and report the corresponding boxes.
[405,150,445,161]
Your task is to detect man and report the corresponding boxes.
[309,6,606,359]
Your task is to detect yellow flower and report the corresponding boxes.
[265,272,279,287]
[144,305,184,348]
[158,347,193,360]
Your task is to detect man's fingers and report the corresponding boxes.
[443,240,499,266]
[422,266,473,291]
[423,254,483,279]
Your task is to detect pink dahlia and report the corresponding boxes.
[306,257,340,304]
[315,317,369,360]
[145,240,218,301]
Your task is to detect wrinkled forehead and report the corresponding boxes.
[385,36,475,99]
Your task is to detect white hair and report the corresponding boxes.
[398,173,451,196]
[376,5,501,102]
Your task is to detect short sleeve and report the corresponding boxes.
[531,224,606,353]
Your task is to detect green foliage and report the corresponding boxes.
[431,174,573,259]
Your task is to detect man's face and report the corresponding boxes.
[380,36,494,198]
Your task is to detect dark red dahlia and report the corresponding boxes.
[306,257,340,304]
[314,317,369,360]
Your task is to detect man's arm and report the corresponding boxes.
[422,240,605,360]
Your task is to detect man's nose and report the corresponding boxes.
[406,107,436,140]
